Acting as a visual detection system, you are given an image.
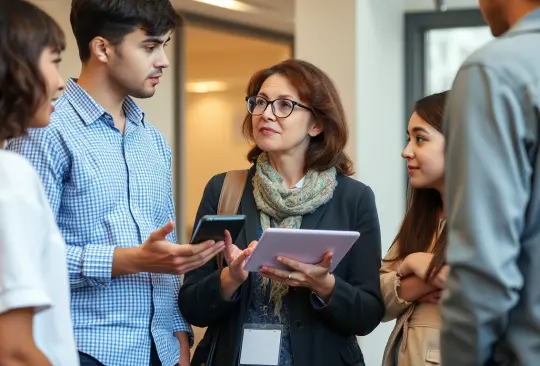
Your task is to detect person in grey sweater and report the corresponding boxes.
[442,1,540,365]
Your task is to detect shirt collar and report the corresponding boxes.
[292,176,305,190]
[507,8,540,36]
[64,78,145,126]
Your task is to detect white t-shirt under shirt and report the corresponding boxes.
[0,150,78,365]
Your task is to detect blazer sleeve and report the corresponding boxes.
[178,174,245,327]
[311,186,385,336]
[380,244,412,322]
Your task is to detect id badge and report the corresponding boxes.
[239,323,283,366]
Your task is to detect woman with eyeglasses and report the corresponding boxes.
[180,59,384,366]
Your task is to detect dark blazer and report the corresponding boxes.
[179,167,384,366]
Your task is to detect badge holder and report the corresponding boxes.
[239,323,283,366]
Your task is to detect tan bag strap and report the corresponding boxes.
[216,169,249,269]
[217,169,249,216]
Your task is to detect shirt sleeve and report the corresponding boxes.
[441,64,529,365]
[380,244,411,322]
[172,274,193,343]
[6,128,115,290]
[163,144,193,342]
[0,191,51,314]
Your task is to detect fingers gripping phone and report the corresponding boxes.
[190,215,246,244]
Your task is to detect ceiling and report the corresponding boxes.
[173,0,295,34]
[173,0,479,35]
[34,0,294,34]
[185,25,291,57]
[35,1,478,36]
[184,25,292,86]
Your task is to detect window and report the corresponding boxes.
[425,26,492,94]
[405,9,488,119]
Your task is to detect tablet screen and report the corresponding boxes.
[243,228,360,272]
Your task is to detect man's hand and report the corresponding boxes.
[113,221,225,276]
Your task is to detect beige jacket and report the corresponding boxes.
[380,244,442,366]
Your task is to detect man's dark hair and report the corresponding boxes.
[0,0,65,140]
[70,0,179,62]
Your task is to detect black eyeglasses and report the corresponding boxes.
[245,95,313,118]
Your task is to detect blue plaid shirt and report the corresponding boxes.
[7,79,191,366]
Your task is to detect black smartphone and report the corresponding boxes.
[190,215,246,244]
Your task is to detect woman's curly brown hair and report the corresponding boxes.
[0,1,65,141]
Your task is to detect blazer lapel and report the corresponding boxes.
[300,175,341,230]
[240,167,260,249]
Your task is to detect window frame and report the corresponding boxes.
[404,9,487,120]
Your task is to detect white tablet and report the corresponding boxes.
[243,228,360,273]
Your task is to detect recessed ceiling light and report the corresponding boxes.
[193,0,256,13]
[186,81,229,93]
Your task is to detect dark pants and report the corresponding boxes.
[79,339,165,366]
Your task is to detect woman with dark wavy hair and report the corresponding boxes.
[0,1,77,365]
[380,91,449,366]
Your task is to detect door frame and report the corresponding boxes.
[172,11,294,242]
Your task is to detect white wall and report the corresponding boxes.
[355,2,406,364]
[296,0,405,365]
[294,0,357,160]
[30,0,81,84]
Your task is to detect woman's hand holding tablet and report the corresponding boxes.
[260,251,336,302]
[244,228,360,302]
[243,228,360,272]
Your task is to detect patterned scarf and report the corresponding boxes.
[253,152,338,315]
